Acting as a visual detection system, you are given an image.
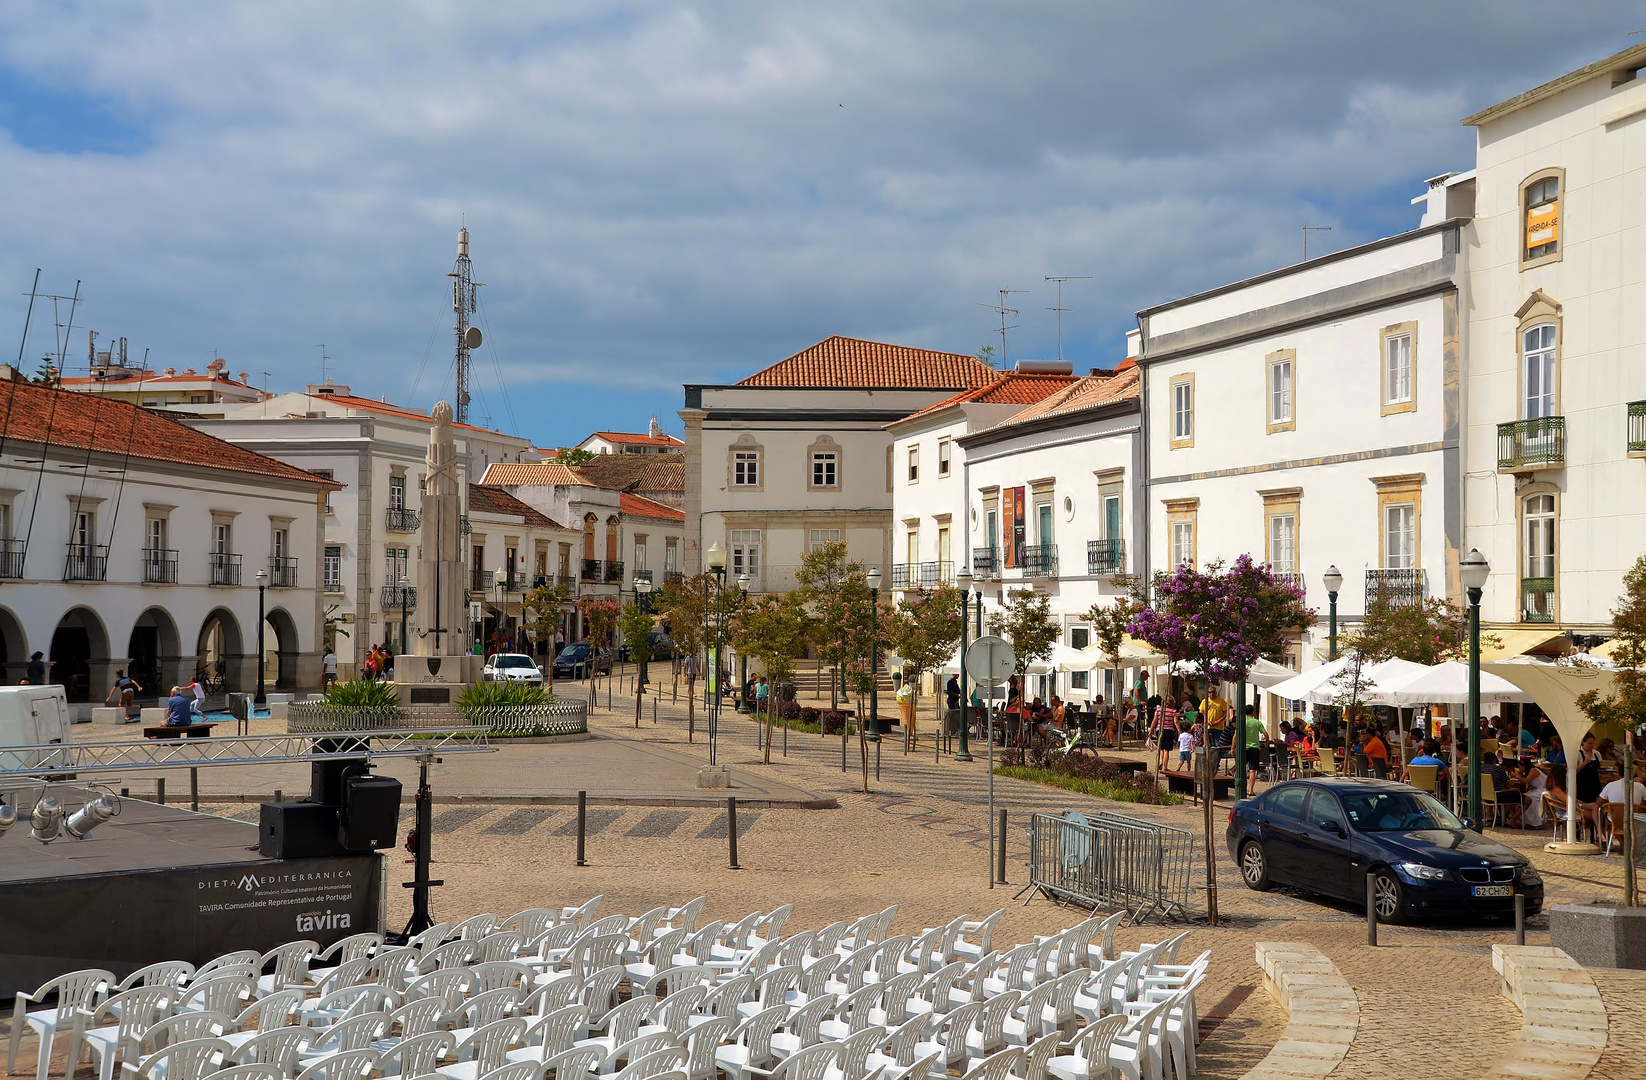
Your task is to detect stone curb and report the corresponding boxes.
[1241,942,1357,1080]
[185,792,840,809]
[1486,944,1609,1079]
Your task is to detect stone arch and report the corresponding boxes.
[51,606,110,702]
[197,608,245,692]
[263,606,302,689]
[0,605,27,685]
[128,607,183,698]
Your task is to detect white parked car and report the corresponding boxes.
[482,653,544,685]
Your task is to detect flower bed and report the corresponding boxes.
[994,747,1182,805]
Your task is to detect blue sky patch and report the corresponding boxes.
[0,65,151,155]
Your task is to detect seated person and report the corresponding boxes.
[1545,762,1596,835]
[1515,759,1548,829]
[1516,720,1539,756]
[1404,738,1448,786]
[1598,763,1646,836]
[1360,726,1390,777]
[1483,752,1523,827]
[166,686,194,727]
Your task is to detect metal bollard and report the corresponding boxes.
[653,696,658,724]
[875,740,881,781]
[157,778,166,806]
[1515,894,1526,946]
[575,790,587,867]
[1366,875,1378,946]
[995,808,1008,883]
[120,788,129,799]
[727,797,741,870]
[190,768,199,812]
[274,789,282,804]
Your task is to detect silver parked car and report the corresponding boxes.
[481,653,544,684]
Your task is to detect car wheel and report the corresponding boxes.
[1370,869,1406,924]
[1239,841,1271,891]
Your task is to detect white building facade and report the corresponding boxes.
[1460,42,1646,641]
[1136,221,1470,667]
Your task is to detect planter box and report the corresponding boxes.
[1549,904,1646,970]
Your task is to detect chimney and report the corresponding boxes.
[649,416,661,440]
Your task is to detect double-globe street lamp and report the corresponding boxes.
[866,568,881,744]
[705,541,728,765]
[635,577,653,691]
[254,568,269,706]
[955,567,974,762]
[1461,548,1491,831]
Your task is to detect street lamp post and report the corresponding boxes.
[736,572,750,713]
[254,568,269,706]
[706,541,727,765]
[493,567,507,652]
[1461,548,1490,831]
[635,578,653,691]
[866,569,882,743]
[955,568,974,762]
[399,574,411,661]
[1323,565,1343,661]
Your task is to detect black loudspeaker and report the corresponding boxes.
[340,775,402,851]
[259,801,347,858]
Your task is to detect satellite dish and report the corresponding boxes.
[464,326,483,349]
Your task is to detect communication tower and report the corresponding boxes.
[448,227,483,423]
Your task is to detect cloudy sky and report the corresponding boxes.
[0,3,1637,446]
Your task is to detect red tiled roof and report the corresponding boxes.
[591,431,683,446]
[982,368,1141,431]
[893,372,1078,427]
[302,391,518,438]
[735,336,996,389]
[0,380,337,487]
[620,492,684,522]
[481,462,595,486]
[466,483,571,530]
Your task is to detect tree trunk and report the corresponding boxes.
[830,663,839,711]
[634,683,642,727]
[686,676,696,741]
[858,717,870,794]
[1202,746,1220,925]
[763,693,773,765]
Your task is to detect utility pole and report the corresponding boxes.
[448,227,482,424]
[1303,225,1333,262]
[1044,275,1090,362]
[977,289,1025,367]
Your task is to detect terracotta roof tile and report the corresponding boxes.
[590,431,684,446]
[0,380,336,487]
[735,336,996,389]
[893,371,1078,426]
[620,491,685,522]
[981,368,1141,431]
[480,462,594,486]
[466,483,571,530]
[303,391,519,438]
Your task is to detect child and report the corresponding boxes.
[1177,726,1193,769]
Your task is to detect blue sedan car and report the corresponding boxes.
[1226,777,1544,923]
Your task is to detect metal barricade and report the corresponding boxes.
[1025,810,1195,923]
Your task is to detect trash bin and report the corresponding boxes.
[227,693,251,722]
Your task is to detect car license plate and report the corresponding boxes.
[1472,885,1513,897]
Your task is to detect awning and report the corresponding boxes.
[1479,627,1567,663]
[1592,638,1627,662]
[1376,660,1532,705]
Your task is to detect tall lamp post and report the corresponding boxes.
[254,568,269,706]
[399,574,411,660]
[866,569,882,743]
[736,572,750,712]
[955,568,974,762]
[1461,548,1490,831]
[635,578,653,690]
[1323,565,1343,661]
[493,567,508,652]
[705,541,727,765]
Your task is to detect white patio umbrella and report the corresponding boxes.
[1376,660,1533,705]
[1265,656,1353,703]
[1084,639,1168,669]
[1170,656,1296,687]
[1316,657,1430,705]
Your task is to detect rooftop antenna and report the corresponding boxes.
[976,288,1025,368]
[1044,275,1090,361]
[1303,225,1332,262]
[314,343,333,383]
[448,225,483,423]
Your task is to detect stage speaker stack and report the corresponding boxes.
[257,758,402,860]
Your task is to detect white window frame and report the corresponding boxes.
[729,529,761,582]
[733,450,760,487]
[937,439,951,477]
[1524,494,1556,579]
[323,546,343,591]
[388,474,406,510]
[1384,332,1413,406]
[1523,323,1557,420]
[811,451,838,489]
[1170,377,1194,445]
[146,517,166,553]
[1268,355,1293,427]
[907,445,919,484]
[807,528,841,552]
[1268,513,1297,575]
[1170,520,1194,570]
[1383,504,1415,570]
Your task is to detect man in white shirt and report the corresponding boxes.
[322,650,338,688]
[1599,766,1646,812]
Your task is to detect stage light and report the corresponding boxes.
[65,795,119,840]
[0,803,16,836]
[30,796,62,843]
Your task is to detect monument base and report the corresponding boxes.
[393,654,481,707]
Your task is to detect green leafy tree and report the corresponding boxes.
[523,580,571,685]
[1350,589,1497,666]
[733,591,809,763]
[796,541,878,709]
[975,344,997,368]
[32,357,59,386]
[886,585,965,749]
[990,587,1058,683]
[617,602,654,726]
[1086,597,1142,746]
[1577,553,1646,906]
[657,572,730,739]
[556,447,596,466]
[577,595,619,698]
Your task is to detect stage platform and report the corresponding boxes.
[0,789,382,995]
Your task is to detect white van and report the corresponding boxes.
[0,685,73,773]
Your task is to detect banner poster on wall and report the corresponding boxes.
[1002,489,1017,568]
[1012,487,1027,568]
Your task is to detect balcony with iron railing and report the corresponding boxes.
[1498,416,1565,470]
[471,569,490,593]
[582,558,602,582]
[385,506,421,532]
[1521,577,1555,623]
[972,548,1000,580]
[1272,571,1306,592]
[381,584,417,609]
[269,556,299,588]
[65,543,109,582]
[604,560,625,583]
[209,552,242,586]
[664,571,685,587]
[142,548,179,584]
[1087,538,1126,575]
[0,539,25,579]
[1021,544,1059,579]
[1365,567,1426,608]
[891,561,954,589]
[1629,401,1646,455]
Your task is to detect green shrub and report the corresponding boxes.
[323,680,401,708]
[458,681,551,709]
[993,764,1185,806]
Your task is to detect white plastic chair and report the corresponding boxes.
[9,967,114,1080]
[1014,1030,1060,1080]
[500,908,560,940]
[212,1065,286,1080]
[177,976,257,1016]
[662,896,706,935]
[1105,996,1170,1080]
[508,1005,590,1063]
[771,995,837,1060]
[257,939,320,994]
[561,896,605,931]
[714,1005,789,1080]
[294,1046,380,1080]
[120,1012,233,1079]
[862,1013,931,1076]
[1045,1015,1126,1080]
[226,1027,313,1072]
[379,1030,457,1078]
[679,1017,733,1080]
[191,953,260,983]
[541,1044,606,1080]
[958,1047,1023,1080]
[452,914,501,942]
[910,1001,982,1071]
[612,1047,685,1080]
[477,1063,548,1080]
[126,1037,230,1080]
[824,1024,887,1080]
[950,912,1003,964]
[769,1041,840,1080]
[437,1017,529,1080]
[70,985,176,1080]
[115,963,194,995]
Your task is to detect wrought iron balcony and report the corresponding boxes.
[972,548,1000,580]
[1021,544,1059,579]
[471,569,490,593]
[604,560,625,583]
[385,506,421,532]
[209,552,242,586]
[890,561,954,589]
[664,571,685,586]
[1521,577,1555,623]
[142,548,179,584]
[1498,416,1565,470]
[269,556,299,588]
[459,515,471,535]
[1087,539,1126,575]
[1629,401,1646,454]
[1272,571,1305,592]
[1365,567,1426,608]
[65,543,109,582]
[582,558,602,582]
[381,584,416,608]
[0,539,24,579]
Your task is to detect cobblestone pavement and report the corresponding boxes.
[47,673,1645,1079]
